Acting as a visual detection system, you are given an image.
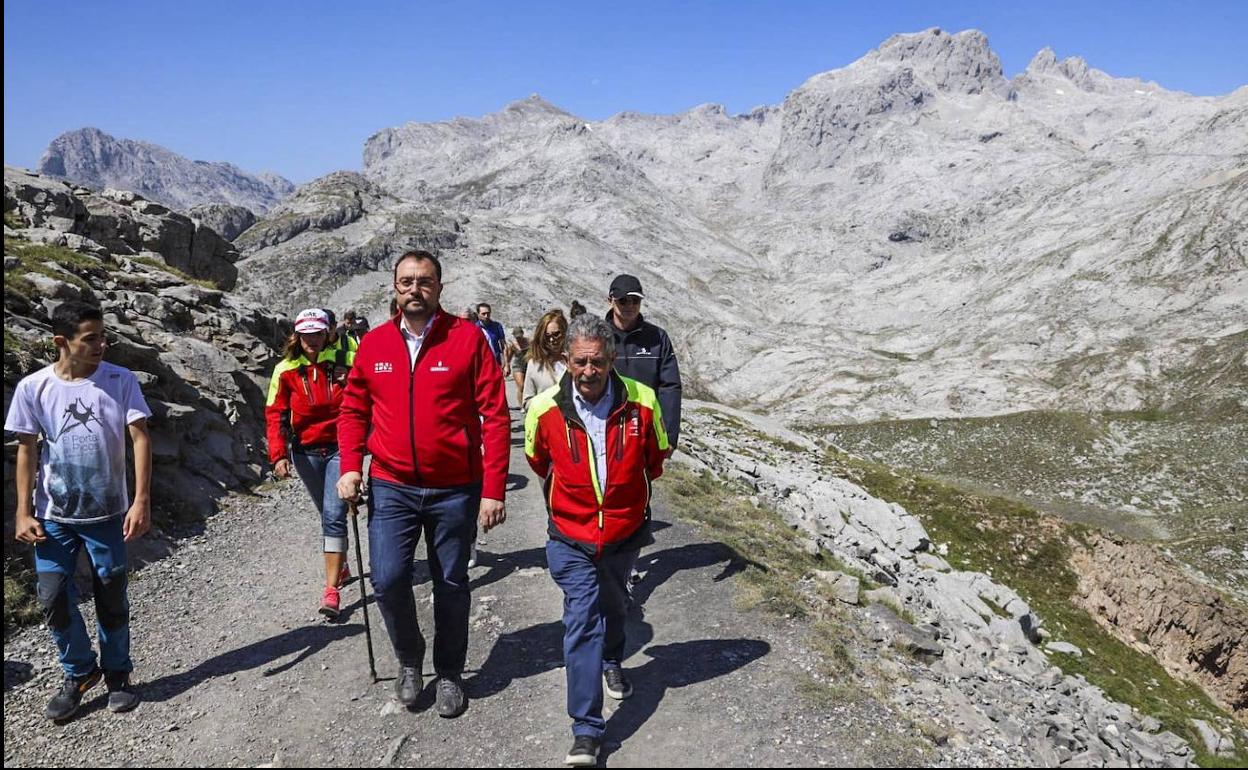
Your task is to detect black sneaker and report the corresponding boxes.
[565,735,601,767]
[435,676,467,718]
[104,670,140,713]
[603,668,632,700]
[395,665,422,706]
[45,667,102,721]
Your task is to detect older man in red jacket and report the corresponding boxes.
[337,250,509,718]
[524,314,668,767]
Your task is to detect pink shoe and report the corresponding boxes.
[337,562,351,588]
[319,585,341,618]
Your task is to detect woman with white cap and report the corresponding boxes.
[265,308,355,618]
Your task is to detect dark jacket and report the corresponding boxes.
[606,312,681,449]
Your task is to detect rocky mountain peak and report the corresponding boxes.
[37,128,294,214]
[873,27,1005,94]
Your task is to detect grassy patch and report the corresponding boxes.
[4,209,24,230]
[4,237,102,296]
[3,562,41,631]
[823,449,1245,766]
[131,256,218,289]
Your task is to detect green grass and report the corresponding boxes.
[3,209,23,230]
[3,563,41,631]
[823,449,1246,767]
[4,238,102,297]
[131,255,218,289]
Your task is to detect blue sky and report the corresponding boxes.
[5,1,1246,183]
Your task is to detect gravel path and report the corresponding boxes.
[5,397,976,767]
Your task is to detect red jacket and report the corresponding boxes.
[525,371,668,555]
[266,357,347,463]
[338,312,510,499]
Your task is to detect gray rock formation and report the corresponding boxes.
[38,128,294,214]
[188,203,257,242]
[6,167,240,290]
[678,402,1203,766]
[4,167,286,529]
[238,27,1245,426]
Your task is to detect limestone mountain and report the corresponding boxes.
[37,128,294,215]
[236,27,1245,425]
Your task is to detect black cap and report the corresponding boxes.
[608,274,645,300]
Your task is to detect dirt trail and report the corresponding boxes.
[4,392,941,767]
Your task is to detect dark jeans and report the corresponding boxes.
[367,478,479,676]
[546,538,638,739]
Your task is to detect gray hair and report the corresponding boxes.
[564,314,616,358]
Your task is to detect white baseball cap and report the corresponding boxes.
[294,308,330,334]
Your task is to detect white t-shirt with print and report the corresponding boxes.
[4,362,152,524]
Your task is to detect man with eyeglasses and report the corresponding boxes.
[605,274,681,593]
[337,250,509,718]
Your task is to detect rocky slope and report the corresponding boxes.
[38,128,294,215]
[4,167,286,583]
[233,28,1246,426]
[1071,533,1247,716]
[677,401,1245,759]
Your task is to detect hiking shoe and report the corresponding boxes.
[337,562,351,588]
[435,676,467,718]
[395,665,422,705]
[565,735,601,767]
[628,567,643,586]
[45,667,102,721]
[603,668,632,700]
[104,670,140,713]
[467,544,478,569]
[319,585,341,618]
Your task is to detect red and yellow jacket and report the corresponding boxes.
[265,348,352,463]
[338,312,510,500]
[525,371,668,555]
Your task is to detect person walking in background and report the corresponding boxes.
[524,314,669,766]
[6,301,152,721]
[337,249,509,718]
[569,300,587,319]
[503,327,531,407]
[522,308,569,411]
[475,303,507,369]
[604,274,682,593]
[266,308,354,618]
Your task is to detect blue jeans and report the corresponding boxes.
[292,446,348,553]
[34,518,132,678]
[546,539,638,739]
[367,478,479,676]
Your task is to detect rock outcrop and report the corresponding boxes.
[677,403,1211,766]
[188,203,257,242]
[1071,533,1248,718]
[6,167,241,290]
[38,128,294,214]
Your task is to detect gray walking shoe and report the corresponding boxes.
[435,676,467,718]
[105,670,140,712]
[565,735,601,766]
[395,665,422,705]
[603,667,632,700]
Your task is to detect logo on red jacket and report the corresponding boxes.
[430,360,450,372]
[374,362,394,374]
[629,408,641,437]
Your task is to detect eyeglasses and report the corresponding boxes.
[395,277,438,290]
[543,331,565,340]
[613,297,642,307]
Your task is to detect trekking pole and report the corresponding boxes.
[348,499,378,682]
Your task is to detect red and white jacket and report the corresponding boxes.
[265,356,348,463]
[525,371,668,555]
[338,312,510,500]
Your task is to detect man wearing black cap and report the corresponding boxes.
[606,274,681,451]
[606,274,681,599]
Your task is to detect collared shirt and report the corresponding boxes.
[399,312,438,370]
[572,378,613,491]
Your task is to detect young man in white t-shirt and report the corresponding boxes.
[5,301,153,722]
